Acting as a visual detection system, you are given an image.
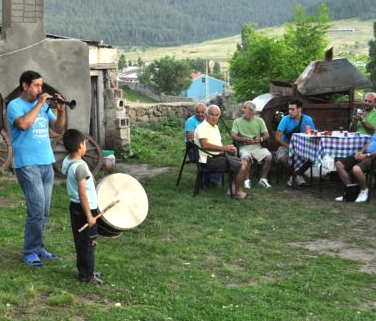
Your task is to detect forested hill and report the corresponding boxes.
[43,0,323,46]
[309,0,376,20]
[2,0,373,47]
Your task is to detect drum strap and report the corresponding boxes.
[66,160,82,178]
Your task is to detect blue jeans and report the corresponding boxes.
[16,165,54,256]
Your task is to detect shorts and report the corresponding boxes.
[339,154,375,173]
[204,154,242,173]
[276,146,289,161]
[239,145,271,163]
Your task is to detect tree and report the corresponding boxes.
[118,54,126,70]
[139,56,192,95]
[367,21,376,91]
[211,61,223,80]
[229,4,331,100]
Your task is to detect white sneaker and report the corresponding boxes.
[244,179,251,189]
[355,189,368,203]
[335,196,344,202]
[296,175,306,186]
[287,175,306,187]
[259,178,271,188]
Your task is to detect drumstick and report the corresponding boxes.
[78,200,120,233]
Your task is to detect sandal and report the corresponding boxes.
[24,253,43,266]
[38,249,59,259]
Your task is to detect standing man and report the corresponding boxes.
[7,70,66,266]
[349,93,376,135]
[275,99,315,186]
[231,101,272,188]
[194,105,248,199]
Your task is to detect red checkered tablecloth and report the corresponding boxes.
[289,133,370,170]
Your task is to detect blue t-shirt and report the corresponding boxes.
[277,114,315,143]
[184,115,202,141]
[7,97,56,168]
[366,131,376,153]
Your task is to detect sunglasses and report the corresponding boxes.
[288,108,297,111]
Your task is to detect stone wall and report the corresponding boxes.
[128,102,195,123]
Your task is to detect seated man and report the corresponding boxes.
[275,99,315,186]
[185,102,220,187]
[231,101,272,188]
[185,102,206,143]
[335,130,376,202]
[349,93,376,135]
[194,104,248,199]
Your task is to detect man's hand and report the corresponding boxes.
[53,93,66,113]
[354,152,367,161]
[37,92,52,105]
[224,145,237,153]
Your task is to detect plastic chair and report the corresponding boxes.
[176,140,198,187]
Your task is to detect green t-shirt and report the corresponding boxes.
[232,116,268,140]
[356,108,376,135]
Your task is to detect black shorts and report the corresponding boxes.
[339,154,375,173]
[203,154,242,173]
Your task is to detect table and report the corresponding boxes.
[289,133,370,171]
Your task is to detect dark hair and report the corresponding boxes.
[289,99,303,108]
[63,129,86,152]
[19,70,42,90]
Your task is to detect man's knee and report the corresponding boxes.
[243,156,251,165]
[336,160,344,170]
[265,154,272,164]
[352,165,364,175]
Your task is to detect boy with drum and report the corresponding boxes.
[61,129,103,285]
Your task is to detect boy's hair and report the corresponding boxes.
[19,70,42,90]
[289,99,303,108]
[63,129,86,152]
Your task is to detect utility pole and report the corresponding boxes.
[205,60,209,102]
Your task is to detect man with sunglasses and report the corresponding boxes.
[275,99,315,186]
[349,93,376,135]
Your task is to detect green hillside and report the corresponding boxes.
[42,0,357,46]
[120,19,374,71]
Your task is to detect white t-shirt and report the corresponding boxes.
[194,120,222,163]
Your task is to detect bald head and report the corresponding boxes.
[364,93,376,110]
[194,102,206,121]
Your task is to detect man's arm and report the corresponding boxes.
[186,131,195,140]
[360,118,375,135]
[275,130,289,149]
[231,131,252,144]
[14,93,51,130]
[199,138,236,153]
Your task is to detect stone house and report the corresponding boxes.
[0,0,129,152]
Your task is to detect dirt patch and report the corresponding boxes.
[112,163,171,180]
[290,239,376,274]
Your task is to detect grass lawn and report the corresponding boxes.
[1,122,376,320]
[120,85,158,104]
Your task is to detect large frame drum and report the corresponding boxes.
[96,173,148,237]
